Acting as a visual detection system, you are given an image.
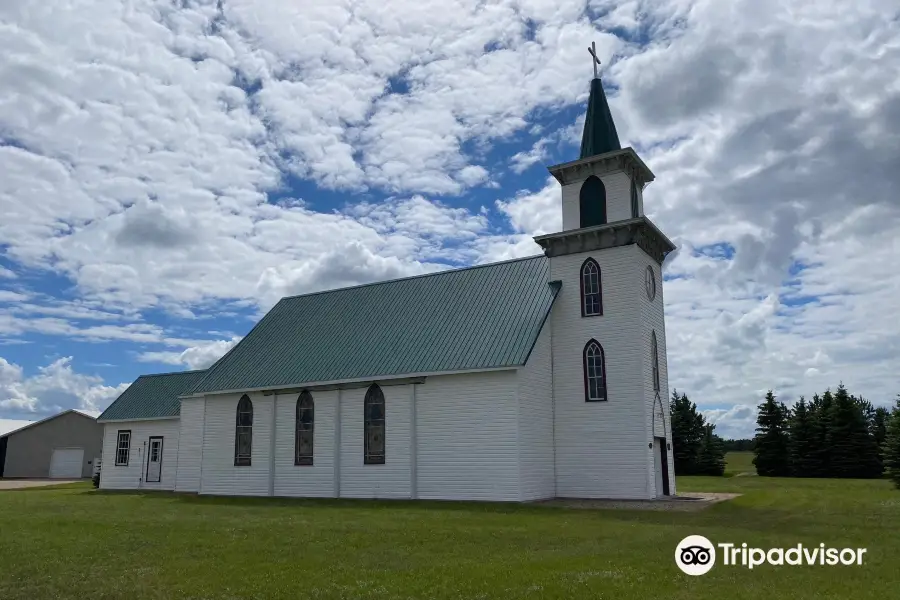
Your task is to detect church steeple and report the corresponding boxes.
[579,77,621,159]
[579,42,621,159]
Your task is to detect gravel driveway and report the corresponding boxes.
[0,479,82,490]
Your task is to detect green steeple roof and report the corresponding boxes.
[579,78,621,159]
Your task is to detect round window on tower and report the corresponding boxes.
[645,265,656,301]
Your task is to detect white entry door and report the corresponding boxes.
[146,437,163,483]
[49,448,84,479]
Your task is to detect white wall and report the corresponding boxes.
[639,254,676,497]
[175,397,205,493]
[99,420,180,491]
[517,324,555,501]
[199,392,273,496]
[561,169,636,230]
[416,371,521,501]
[274,390,337,498]
[550,244,652,499]
[340,384,411,499]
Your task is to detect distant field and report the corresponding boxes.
[1,475,896,599]
[725,451,756,476]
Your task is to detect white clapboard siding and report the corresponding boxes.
[517,323,555,501]
[200,393,272,497]
[340,384,411,499]
[99,420,180,491]
[175,397,205,493]
[561,169,635,230]
[640,253,676,497]
[550,244,653,499]
[416,371,521,502]
[274,390,337,498]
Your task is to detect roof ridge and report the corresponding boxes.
[279,254,546,302]
[138,369,207,378]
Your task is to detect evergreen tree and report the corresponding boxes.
[829,384,882,478]
[753,390,791,476]
[789,396,818,476]
[883,397,900,489]
[670,390,705,475]
[697,424,726,476]
[809,391,833,477]
[872,406,889,454]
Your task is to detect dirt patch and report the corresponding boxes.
[534,492,741,512]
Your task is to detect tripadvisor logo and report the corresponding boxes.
[675,535,867,576]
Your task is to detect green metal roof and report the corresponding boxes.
[579,78,621,159]
[190,255,560,394]
[98,370,207,421]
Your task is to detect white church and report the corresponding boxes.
[98,70,677,501]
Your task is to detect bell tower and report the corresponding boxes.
[536,47,678,499]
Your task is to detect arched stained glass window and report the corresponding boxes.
[296,391,314,465]
[364,384,386,465]
[583,340,608,402]
[580,258,602,317]
[234,395,253,466]
[652,331,660,392]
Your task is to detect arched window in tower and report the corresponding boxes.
[295,391,314,465]
[651,331,660,392]
[579,175,607,228]
[234,395,253,466]
[364,384,386,464]
[580,258,603,317]
[583,340,608,402]
[630,178,640,218]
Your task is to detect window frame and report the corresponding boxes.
[295,391,314,466]
[234,395,253,467]
[115,430,131,466]
[364,384,386,465]
[652,330,660,392]
[583,339,608,402]
[580,257,603,317]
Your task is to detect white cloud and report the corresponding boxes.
[0,419,33,436]
[0,356,129,419]
[0,290,29,302]
[495,177,562,235]
[137,336,242,370]
[0,0,898,430]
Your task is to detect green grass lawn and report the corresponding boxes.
[1,474,897,599]
[725,451,756,476]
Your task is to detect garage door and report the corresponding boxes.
[49,448,84,479]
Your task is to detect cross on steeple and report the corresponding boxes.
[588,42,601,79]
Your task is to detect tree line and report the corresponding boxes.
[754,385,900,485]
[670,385,900,489]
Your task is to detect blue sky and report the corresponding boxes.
[2,0,899,438]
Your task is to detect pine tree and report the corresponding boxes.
[670,390,705,475]
[810,390,833,477]
[884,397,900,490]
[873,406,889,460]
[697,424,726,476]
[789,396,818,477]
[753,390,791,476]
[829,384,882,478]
